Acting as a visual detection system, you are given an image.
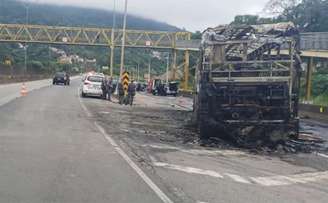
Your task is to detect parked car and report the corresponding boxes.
[53,72,70,85]
[80,74,104,97]
[165,81,179,96]
[150,79,162,95]
[136,82,147,92]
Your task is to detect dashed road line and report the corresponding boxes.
[316,152,328,159]
[143,144,246,156]
[251,171,328,186]
[153,161,328,187]
[153,162,223,178]
[77,87,92,117]
[95,123,174,203]
[225,173,251,184]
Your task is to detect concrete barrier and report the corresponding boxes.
[0,75,80,107]
[299,104,327,115]
[0,75,52,84]
[177,92,328,118]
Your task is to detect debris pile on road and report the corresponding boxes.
[89,92,328,156]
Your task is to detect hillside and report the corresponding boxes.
[0,0,180,31]
[0,0,188,79]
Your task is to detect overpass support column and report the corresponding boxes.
[172,49,177,80]
[305,57,314,101]
[183,50,190,90]
[110,46,114,77]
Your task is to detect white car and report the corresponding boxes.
[81,74,104,97]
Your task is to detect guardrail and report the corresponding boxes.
[299,103,327,114]
[175,32,328,51]
[0,74,52,84]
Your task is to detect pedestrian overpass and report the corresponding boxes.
[1,23,328,95]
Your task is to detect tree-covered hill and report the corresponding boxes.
[0,0,187,79]
[0,0,180,31]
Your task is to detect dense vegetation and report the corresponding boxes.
[231,0,328,32]
[230,0,328,105]
[0,0,188,80]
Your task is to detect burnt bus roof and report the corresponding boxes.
[201,22,300,62]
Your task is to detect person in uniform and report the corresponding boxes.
[118,81,125,105]
[101,77,108,100]
[127,80,136,106]
[106,77,113,101]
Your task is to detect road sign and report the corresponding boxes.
[122,71,130,94]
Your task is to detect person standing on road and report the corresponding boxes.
[106,77,113,101]
[127,80,136,106]
[118,81,125,105]
[101,77,108,100]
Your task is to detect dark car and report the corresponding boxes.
[136,82,147,92]
[165,82,179,96]
[53,72,70,85]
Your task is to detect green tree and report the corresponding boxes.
[27,60,44,73]
[231,15,259,25]
[263,0,328,32]
[191,31,202,39]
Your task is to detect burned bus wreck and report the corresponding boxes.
[194,22,302,143]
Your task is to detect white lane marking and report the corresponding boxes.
[78,89,173,203]
[316,153,328,159]
[250,176,291,186]
[77,95,173,203]
[224,173,251,184]
[94,123,174,203]
[153,162,223,178]
[153,161,328,187]
[99,111,110,114]
[250,171,328,186]
[143,144,246,156]
[77,87,92,117]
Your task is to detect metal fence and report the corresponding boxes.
[300,33,328,50]
[176,33,328,51]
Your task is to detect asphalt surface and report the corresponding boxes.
[86,93,328,203]
[1,78,328,203]
[0,79,164,203]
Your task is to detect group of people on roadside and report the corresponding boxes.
[117,80,136,106]
[102,77,136,106]
[101,77,113,101]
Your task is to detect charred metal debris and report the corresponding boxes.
[194,22,302,144]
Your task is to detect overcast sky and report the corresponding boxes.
[26,0,269,31]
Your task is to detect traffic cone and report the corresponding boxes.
[20,83,28,96]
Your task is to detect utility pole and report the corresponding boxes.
[48,45,51,74]
[119,0,128,79]
[110,0,116,77]
[183,50,190,90]
[148,57,151,83]
[137,63,140,82]
[24,3,29,77]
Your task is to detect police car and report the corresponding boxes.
[80,73,105,97]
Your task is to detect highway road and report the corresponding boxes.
[0,79,165,203]
[0,78,328,203]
